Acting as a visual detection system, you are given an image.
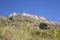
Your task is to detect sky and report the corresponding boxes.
[0,0,60,22]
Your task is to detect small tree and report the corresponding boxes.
[39,23,47,30]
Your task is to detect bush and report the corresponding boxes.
[9,17,12,20]
[39,23,47,30]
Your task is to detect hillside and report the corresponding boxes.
[0,12,60,40]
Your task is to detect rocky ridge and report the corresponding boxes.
[7,12,60,25]
[0,12,60,30]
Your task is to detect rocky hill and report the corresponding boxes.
[0,12,60,40]
[0,12,60,30]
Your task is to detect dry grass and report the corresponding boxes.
[0,22,60,40]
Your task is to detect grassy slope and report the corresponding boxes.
[0,15,60,40]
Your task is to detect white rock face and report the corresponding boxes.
[34,16,39,20]
[50,21,56,25]
[45,20,50,24]
[22,12,39,20]
[40,17,46,20]
[22,12,31,17]
[9,12,17,17]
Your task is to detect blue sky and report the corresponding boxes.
[0,0,60,22]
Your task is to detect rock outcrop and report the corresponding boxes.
[0,12,60,30]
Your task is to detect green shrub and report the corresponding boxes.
[39,23,47,30]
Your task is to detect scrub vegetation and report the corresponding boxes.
[0,13,60,40]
